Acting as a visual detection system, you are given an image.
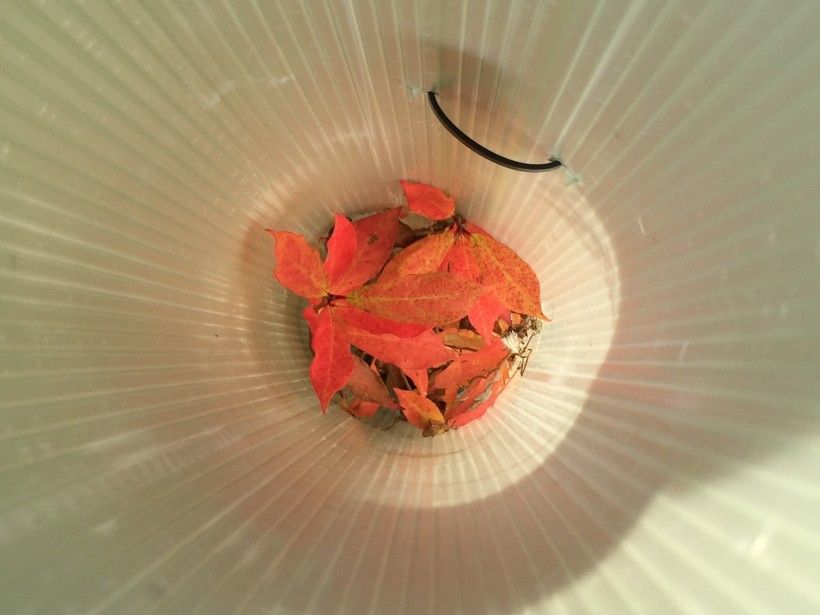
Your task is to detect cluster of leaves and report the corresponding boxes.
[267,181,547,435]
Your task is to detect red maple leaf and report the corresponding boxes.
[266,230,327,298]
[381,226,456,277]
[442,225,547,320]
[302,305,319,330]
[439,234,480,280]
[343,396,381,418]
[347,272,483,326]
[466,233,546,318]
[331,207,401,293]
[306,307,353,412]
[341,324,455,372]
[346,355,396,408]
[400,180,455,220]
[332,303,428,337]
[448,363,512,428]
[430,336,510,399]
[468,292,511,340]
[324,214,357,290]
[394,388,445,430]
[444,375,493,422]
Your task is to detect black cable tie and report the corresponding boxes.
[427,91,562,173]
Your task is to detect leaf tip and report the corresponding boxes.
[399,180,456,220]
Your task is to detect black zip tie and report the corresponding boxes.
[427,91,562,173]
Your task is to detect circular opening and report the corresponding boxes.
[240,178,619,508]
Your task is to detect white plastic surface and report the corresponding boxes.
[1,1,819,613]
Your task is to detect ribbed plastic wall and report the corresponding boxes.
[2,1,819,613]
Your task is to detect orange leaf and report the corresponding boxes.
[400,180,455,220]
[332,208,401,293]
[406,368,429,397]
[343,396,381,418]
[467,233,546,318]
[468,292,511,340]
[381,227,455,277]
[308,307,353,412]
[346,355,395,408]
[440,234,480,280]
[394,388,445,430]
[448,363,511,428]
[324,214,357,288]
[441,329,485,351]
[332,303,428,337]
[342,325,455,372]
[348,272,483,326]
[266,230,328,298]
[444,375,493,421]
[431,337,510,393]
[447,381,504,428]
[302,305,319,331]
